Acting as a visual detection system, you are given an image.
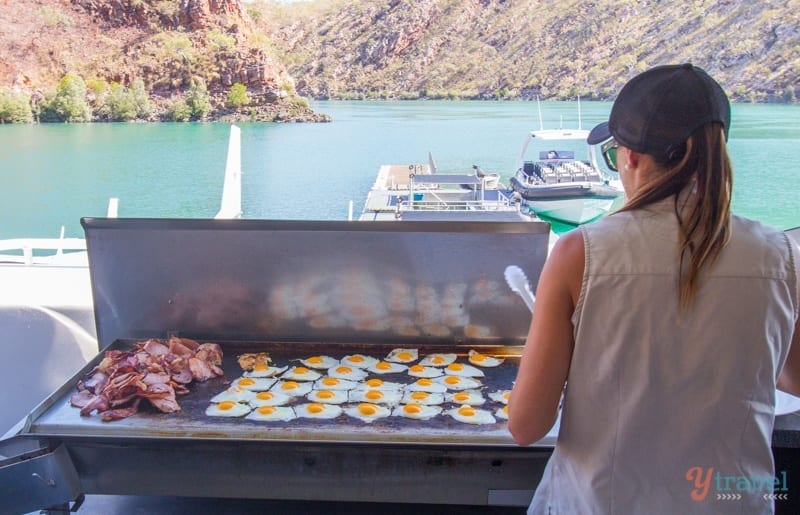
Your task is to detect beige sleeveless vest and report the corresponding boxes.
[530,196,798,514]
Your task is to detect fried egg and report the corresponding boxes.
[447,389,486,406]
[233,376,277,391]
[419,353,457,367]
[488,389,511,404]
[307,389,349,404]
[345,402,391,423]
[435,375,482,390]
[314,376,359,391]
[296,402,343,419]
[407,364,444,378]
[300,355,339,369]
[271,380,314,396]
[340,354,380,369]
[405,377,448,393]
[206,400,251,417]
[385,348,418,363]
[348,388,402,405]
[468,350,505,367]
[393,403,442,420]
[368,361,409,374]
[444,362,485,378]
[446,405,496,425]
[249,390,292,407]
[210,387,256,404]
[244,364,288,378]
[281,366,322,382]
[245,405,296,422]
[401,390,445,405]
[495,405,509,420]
[357,378,405,391]
[327,365,369,381]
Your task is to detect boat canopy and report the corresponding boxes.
[411,174,482,185]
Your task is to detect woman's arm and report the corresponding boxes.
[777,248,800,396]
[508,229,584,446]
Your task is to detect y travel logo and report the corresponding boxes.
[686,466,789,502]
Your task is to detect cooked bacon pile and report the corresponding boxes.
[70,337,224,422]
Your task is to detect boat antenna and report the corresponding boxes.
[536,95,544,131]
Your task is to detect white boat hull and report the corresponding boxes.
[524,196,617,225]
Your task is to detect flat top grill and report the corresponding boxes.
[28,339,532,447]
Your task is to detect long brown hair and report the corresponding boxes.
[617,123,732,311]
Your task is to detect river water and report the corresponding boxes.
[0,100,798,240]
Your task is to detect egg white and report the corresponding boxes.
[246,405,297,422]
[296,402,343,419]
[210,387,257,404]
[495,405,509,420]
[401,390,445,405]
[356,379,405,391]
[444,362,485,378]
[249,390,292,407]
[340,354,380,369]
[345,403,391,423]
[244,365,288,378]
[445,405,496,425]
[206,401,251,418]
[435,375,483,391]
[313,376,359,391]
[306,389,349,404]
[327,365,369,381]
[368,361,409,374]
[348,389,402,405]
[233,376,278,391]
[447,389,486,406]
[407,365,444,378]
[419,353,457,367]
[385,348,419,363]
[488,389,511,404]
[281,366,323,382]
[405,378,448,393]
[270,380,314,396]
[468,350,505,367]
[393,403,442,420]
[300,355,339,369]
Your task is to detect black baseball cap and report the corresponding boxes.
[587,64,731,162]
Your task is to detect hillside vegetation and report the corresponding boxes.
[255,0,800,102]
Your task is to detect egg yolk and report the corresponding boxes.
[348,355,365,363]
[503,392,510,401]
[366,378,383,387]
[336,366,352,374]
[447,363,463,371]
[411,391,429,400]
[365,390,383,400]
[358,403,377,415]
[410,365,425,372]
[258,406,276,415]
[238,378,256,387]
[307,403,325,413]
[416,378,433,386]
[294,366,310,374]
[431,356,444,364]
[218,401,236,411]
[322,377,340,386]
[404,404,423,414]
[502,406,509,415]
[445,376,461,385]
[307,356,323,364]
[254,363,269,371]
[454,392,471,402]
[397,352,413,361]
[458,406,476,417]
[376,362,392,370]
[256,392,274,400]
[282,381,300,390]
[316,390,335,399]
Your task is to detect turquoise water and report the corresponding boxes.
[0,100,798,240]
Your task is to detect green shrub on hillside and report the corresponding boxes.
[0,89,34,123]
[39,73,92,123]
[227,83,249,108]
[165,97,191,122]
[186,78,211,120]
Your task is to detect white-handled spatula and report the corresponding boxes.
[504,265,535,314]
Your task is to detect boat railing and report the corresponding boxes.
[0,235,87,266]
[402,189,519,212]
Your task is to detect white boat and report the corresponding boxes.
[358,153,537,222]
[509,127,624,225]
